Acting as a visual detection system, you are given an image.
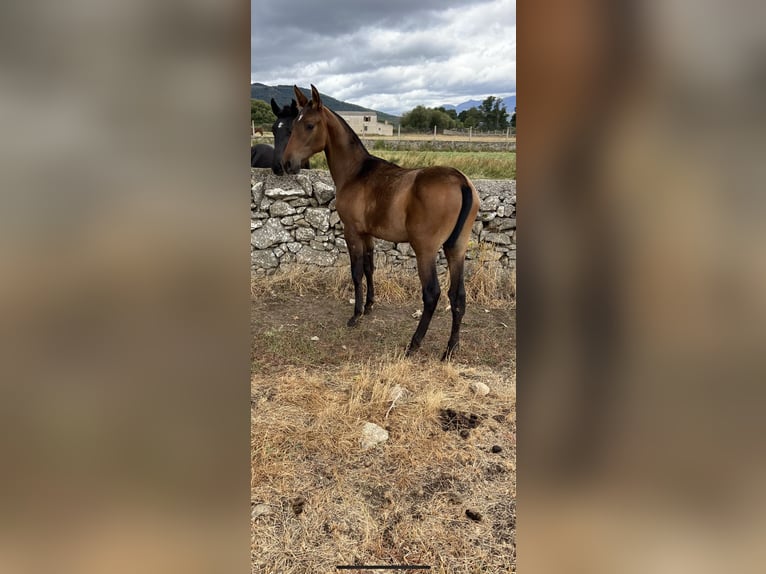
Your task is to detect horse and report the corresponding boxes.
[282,85,480,360]
[269,98,310,175]
[250,143,274,168]
[251,99,311,173]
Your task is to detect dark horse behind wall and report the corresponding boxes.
[282,85,479,360]
[251,98,311,174]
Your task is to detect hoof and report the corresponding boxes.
[363,301,375,314]
[347,315,361,327]
[441,345,458,362]
[405,344,419,357]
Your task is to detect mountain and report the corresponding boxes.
[251,83,401,126]
[442,95,516,114]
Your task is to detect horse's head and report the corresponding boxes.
[282,85,327,175]
[270,97,300,175]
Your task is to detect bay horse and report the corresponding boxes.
[269,98,310,175]
[282,85,479,360]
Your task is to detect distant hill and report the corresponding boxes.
[251,83,401,126]
[442,95,516,114]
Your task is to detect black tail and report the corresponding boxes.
[444,184,474,249]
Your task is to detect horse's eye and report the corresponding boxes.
[305,123,314,131]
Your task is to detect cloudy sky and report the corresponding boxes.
[251,0,515,115]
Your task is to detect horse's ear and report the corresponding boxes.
[294,86,308,108]
[310,84,323,110]
[270,98,280,115]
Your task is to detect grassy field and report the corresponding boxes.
[251,258,516,573]
[311,150,515,180]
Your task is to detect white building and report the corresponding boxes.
[336,111,394,136]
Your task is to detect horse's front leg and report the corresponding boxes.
[363,236,375,314]
[347,238,365,327]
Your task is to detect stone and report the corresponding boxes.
[304,207,331,232]
[296,173,313,195]
[251,503,272,519]
[360,422,389,450]
[251,182,264,205]
[469,381,490,396]
[482,232,511,245]
[286,242,302,253]
[482,195,501,211]
[295,227,315,242]
[269,200,296,217]
[264,186,307,199]
[329,212,341,227]
[313,181,336,205]
[251,249,278,269]
[251,219,293,249]
[296,246,337,266]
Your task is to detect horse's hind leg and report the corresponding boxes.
[346,234,365,327]
[442,246,468,361]
[363,236,375,314]
[406,256,440,356]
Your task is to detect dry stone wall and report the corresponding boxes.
[251,169,516,272]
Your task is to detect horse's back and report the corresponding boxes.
[251,144,274,168]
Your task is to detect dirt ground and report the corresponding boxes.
[251,269,516,573]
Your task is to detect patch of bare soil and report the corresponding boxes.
[251,273,515,573]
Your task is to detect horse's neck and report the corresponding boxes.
[323,110,368,190]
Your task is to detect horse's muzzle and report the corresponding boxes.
[282,158,301,175]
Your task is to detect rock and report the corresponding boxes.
[469,381,490,396]
[251,503,272,519]
[264,186,307,199]
[482,232,512,245]
[251,219,293,249]
[491,445,503,453]
[251,182,264,204]
[360,422,389,450]
[295,227,315,241]
[269,200,296,217]
[482,195,501,211]
[313,181,336,205]
[251,249,278,269]
[296,246,337,267]
[304,207,331,232]
[296,173,313,195]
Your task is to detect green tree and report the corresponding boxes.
[510,107,516,132]
[479,96,509,131]
[401,105,430,130]
[458,107,483,129]
[401,106,457,131]
[251,99,276,125]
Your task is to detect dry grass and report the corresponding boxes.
[251,258,516,572]
[251,245,515,309]
[251,357,515,573]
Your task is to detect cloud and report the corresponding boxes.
[252,0,515,114]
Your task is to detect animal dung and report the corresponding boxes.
[491,445,503,453]
[289,496,306,516]
[465,509,483,522]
